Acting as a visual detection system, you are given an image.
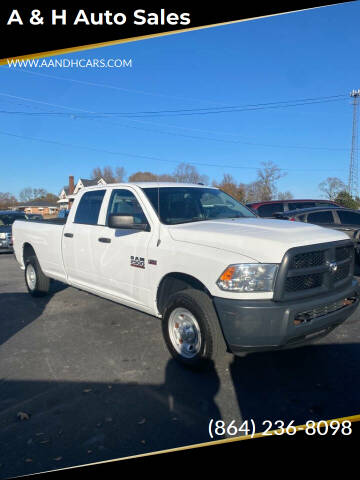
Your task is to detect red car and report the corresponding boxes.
[246,199,341,218]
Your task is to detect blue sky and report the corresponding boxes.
[1,2,360,199]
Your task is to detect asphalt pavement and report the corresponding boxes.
[0,253,359,478]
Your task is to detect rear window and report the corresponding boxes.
[0,213,25,225]
[74,190,106,225]
[307,211,334,224]
[337,210,360,225]
[257,203,284,217]
[288,202,316,210]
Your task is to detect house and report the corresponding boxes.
[58,176,106,210]
[16,200,59,216]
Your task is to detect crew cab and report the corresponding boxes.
[12,183,360,368]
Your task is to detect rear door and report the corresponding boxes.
[62,189,106,289]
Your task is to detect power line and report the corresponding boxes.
[0,129,346,173]
[0,94,347,118]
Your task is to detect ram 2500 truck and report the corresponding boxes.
[12,183,360,368]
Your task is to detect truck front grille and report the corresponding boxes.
[290,251,325,269]
[285,272,323,292]
[274,240,354,301]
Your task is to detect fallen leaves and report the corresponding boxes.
[17,411,30,421]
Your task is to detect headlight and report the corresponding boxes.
[0,233,6,239]
[217,264,279,292]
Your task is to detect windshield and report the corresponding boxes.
[0,213,25,226]
[142,187,256,225]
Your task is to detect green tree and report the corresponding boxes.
[334,190,360,209]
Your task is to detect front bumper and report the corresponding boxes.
[214,279,360,354]
[0,239,13,252]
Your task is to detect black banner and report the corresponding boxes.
[0,2,351,60]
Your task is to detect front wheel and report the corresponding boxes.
[25,255,50,297]
[162,289,227,369]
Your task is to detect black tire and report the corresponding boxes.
[25,255,50,297]
[162,289,227,369]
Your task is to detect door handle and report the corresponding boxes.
[64,233,73,238]
[98,237,111,243]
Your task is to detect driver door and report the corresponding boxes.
[93,187,153,308]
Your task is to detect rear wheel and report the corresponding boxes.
[25,255,50,297]
[162,289,227,369]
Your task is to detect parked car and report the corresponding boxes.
[247,199,341,218]
[0,210,26,253]
[274,205,360,260]
[12,183,359,368]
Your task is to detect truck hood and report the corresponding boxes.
[168,218,349,263]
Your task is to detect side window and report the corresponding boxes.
[74,190,106,225]
[337,210,360,224]
[288,202,316,210]
[107,189,148,225]
[257,203,284,217]
[307,211,334,224]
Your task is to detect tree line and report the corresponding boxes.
[0,162,358,210]
[90,161,294,204]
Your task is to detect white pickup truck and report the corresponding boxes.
[13,182,360,368]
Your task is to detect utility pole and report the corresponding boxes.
[348,89,360,198]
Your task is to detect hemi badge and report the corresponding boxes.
[148,259,157,265]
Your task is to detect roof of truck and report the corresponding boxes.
[83,182,217,189]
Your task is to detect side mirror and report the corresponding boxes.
[108,214,150,231]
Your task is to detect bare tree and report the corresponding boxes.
[19,188,47,202]
[277,191,294,200]
[19,187,34,202]
[254,161,286,201]
[213,173,247,203]
[128,171,159,182]
[173,163,209,185]
[319,177,346,200]
[115,167,126,182]
[0,192,18,209]
[91,165,126,183]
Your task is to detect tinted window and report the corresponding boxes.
[74,190,105,225]
[106,189,147,224]
[143,187,255,225]
[315,202,337,207]
[337,210,360,225]
[257,203,284,217]
[307,211,334,224]
[288,202,316,210]
[0,213,25,225]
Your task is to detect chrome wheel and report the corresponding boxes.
[168,308,202,358]
[26,263,36,291]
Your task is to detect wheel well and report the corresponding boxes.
[23,243,36,264]
[157,273,211,315]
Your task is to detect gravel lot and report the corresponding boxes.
[0,253,359,477]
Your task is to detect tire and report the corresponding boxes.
[162,289,227,369]
[25,255,50,297]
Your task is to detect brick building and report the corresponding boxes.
[16,200,59,216]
